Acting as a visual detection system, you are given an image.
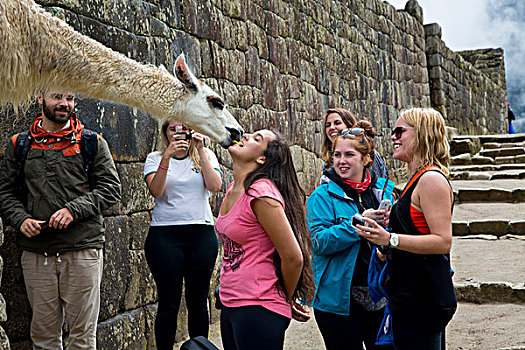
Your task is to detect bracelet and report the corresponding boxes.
[158,164,169,170]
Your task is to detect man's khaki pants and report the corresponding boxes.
[22,248,103,350]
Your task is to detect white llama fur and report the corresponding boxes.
[0,0,243,147]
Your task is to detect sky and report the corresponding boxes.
[386,0,525,133]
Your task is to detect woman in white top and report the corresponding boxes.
[143,120,222,349]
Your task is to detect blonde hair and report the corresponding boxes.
[160,120,207,171]
[400,108,450,177]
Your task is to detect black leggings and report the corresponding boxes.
[392,319,444,350]
[145,224,218,350]
[314,299,393,350]
[220,305,290,350]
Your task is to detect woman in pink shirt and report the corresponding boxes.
[216,130,314,350]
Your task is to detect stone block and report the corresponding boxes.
[469,220,508,236]
[488,189,515,202]
[483,142,500,150]
[495,156,517,165]
[498,147,525,157]
[0,266,31,343]
[516,154,525,163]
[0,226,22,267]
[424,23,442,37]
[143,304,157,350]
[425,35,442,55]
[452,222,469,236]
[156,0,182,29]
[508,221,525,235]
[78,14,108,45]
[450,138,477,156]
[469,172,492,180]
[456,188,490,203]
[450,153,472,166]
[514,189,525,202]
[454,281,481,303]
[105,163,154,216]
[124,250,157,310]
[75,98,158,163]
[0,326,8,350]
[479,282,516,303]
[129,212,151,250]
[471,155,494,165]
[97,308,147,350]
[100,216,131,320]
[0,293,7,323]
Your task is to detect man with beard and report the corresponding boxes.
[0,89,121,349]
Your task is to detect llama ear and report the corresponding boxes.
[174,53,199,92]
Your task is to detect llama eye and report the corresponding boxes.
[208,97,224,110]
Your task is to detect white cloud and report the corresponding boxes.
[385,0,525,131]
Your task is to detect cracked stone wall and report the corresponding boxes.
[425,23,507,135]
[0,0,507,348]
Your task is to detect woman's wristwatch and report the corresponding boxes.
[388,232,399,248]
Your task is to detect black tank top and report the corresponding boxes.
[387,166,456,331]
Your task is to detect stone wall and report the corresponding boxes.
[425,23,507,135]
[0,0,508,348]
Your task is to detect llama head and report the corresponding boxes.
[167,53,243,148]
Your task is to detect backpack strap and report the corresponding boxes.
[14,131,32,194]
[80,129,98,175]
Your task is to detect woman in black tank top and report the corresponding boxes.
[353,108,457,350]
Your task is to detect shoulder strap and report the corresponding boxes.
[80,129,98,175]
[14,131,32,184]
[399,165,438,198]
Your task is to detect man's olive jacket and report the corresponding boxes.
[0,114,122,255]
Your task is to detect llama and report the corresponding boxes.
[0,0,243,147]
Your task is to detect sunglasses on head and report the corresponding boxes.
[340,128,365,137]
[391,126,414,139]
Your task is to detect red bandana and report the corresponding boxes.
[342,170,371,193]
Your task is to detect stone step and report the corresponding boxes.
[452,179,525,203]
[450,164,525,172]
[480,147,525,158]
[451,153,525,166]
[451,169,525,180]
[452,202,525,236]
[453,133,525,144]
[495,154,525,165]
[451,237,525,304]
[484,141,525,149]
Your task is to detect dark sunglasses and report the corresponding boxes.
[340,128,365,137]
[391,126,414,139]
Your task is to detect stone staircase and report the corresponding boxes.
[447,134,525,349]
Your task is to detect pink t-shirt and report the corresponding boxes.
[216,179,292,318]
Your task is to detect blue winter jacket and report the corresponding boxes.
[306,177,395,315]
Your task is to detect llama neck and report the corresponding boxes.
[33,5,187,118]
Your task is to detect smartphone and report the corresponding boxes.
[378,199,391,212]
[351,213,367,230]
[39,222,50,230]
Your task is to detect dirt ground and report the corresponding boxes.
[177,302,525,350]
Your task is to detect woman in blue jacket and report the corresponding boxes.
[306,121,395,350]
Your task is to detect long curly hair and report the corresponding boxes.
[400,108,450,177]
[244,132,315,304]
